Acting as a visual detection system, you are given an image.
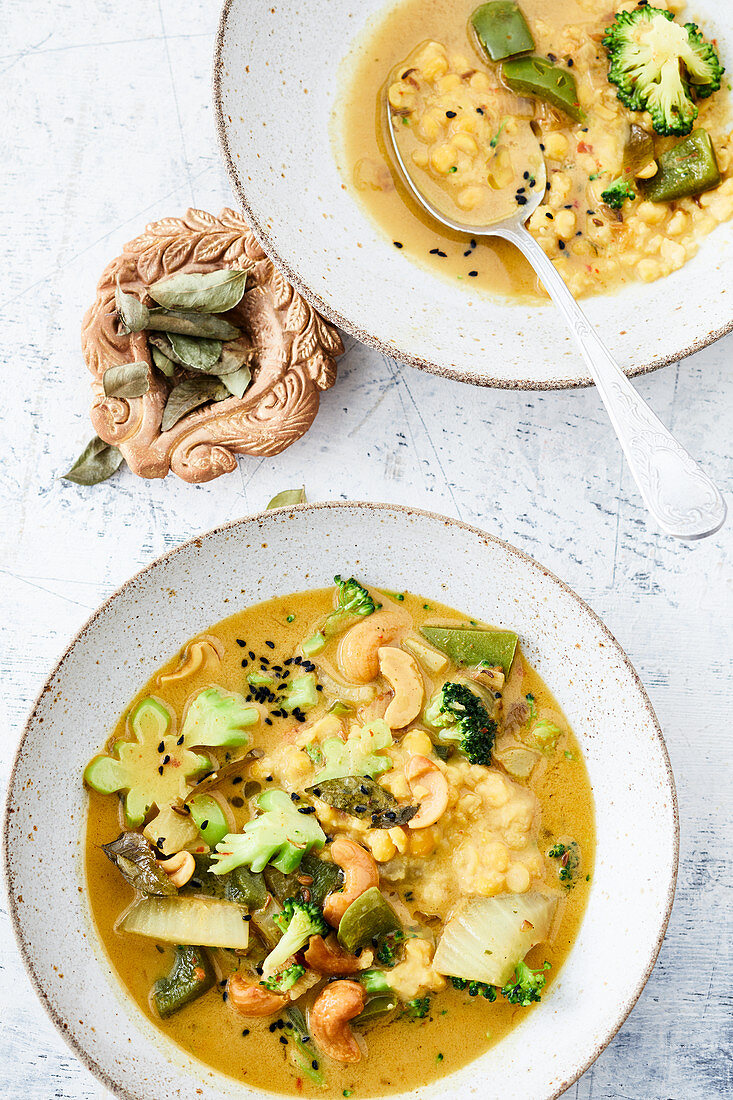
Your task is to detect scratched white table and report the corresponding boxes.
[1,3,731,1098]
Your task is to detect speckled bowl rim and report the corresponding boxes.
[3,502,679,1100]
[212,0,733,392]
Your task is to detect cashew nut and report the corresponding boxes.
[227,975,288,1016]
[337,610,408,684]
[157,849,195,887]
[309,980,366,1064]
[378,646,424,729]
[158,637,223,685]
[405,755,449,830]
[323,837,379,926]
[304,933,362,976]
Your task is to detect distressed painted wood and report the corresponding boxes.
[0,1,730,1098]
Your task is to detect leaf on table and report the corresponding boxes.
[62,435,124,485]
[161,377,230,432]
[102,361,150,398]
[267,488,307,509]
[149,268,250,314]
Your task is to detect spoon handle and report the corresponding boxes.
[498,223,726,540]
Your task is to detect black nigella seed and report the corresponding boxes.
[241,659,249,668]
[539,142,545,151]
[463,249,472,257]
[437,249,447,257]
[261,656,270,665]
[284,657,294,666]
[269,1023,278,1033]
[236,639,246,648]
[564,203,573,209]
[523,171,529,180]
[393,241,403,248]
[446,110,456,118]
[265,640,275,649]
[567,58,574,66]
[279,1037,288,1046]
[354,804,367,814]
[470,238,476,248]
[232,776,243,785]
[177,734,184,745]
[297,806,316,814]
[243,913,251,921]
[312,787,321,797]
[558,240,566,250]
[316,684,323,692]
[265,717,273,726]
[468,270,478,277]
[546,212,554,219]
[158,765,164,775]
[200,820,209,830]
[312,1060,319,1070]
[547,52,556,61]
[294,655,303,664]
[516,196,527,205]
[476,107,484,114]
[242,1029,250,1037]
[291,792,301,801]
[157,741,165,753]
[162,754,170,765]
[248,650,256,660]
[429,247,440,255]
[516,186,526,194]
[546,182,551,190]
[157,837,165,849]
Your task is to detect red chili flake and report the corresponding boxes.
[577,141,592,154]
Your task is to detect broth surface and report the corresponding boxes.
[86,586,594,1097]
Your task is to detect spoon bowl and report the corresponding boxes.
[385,102,727,541]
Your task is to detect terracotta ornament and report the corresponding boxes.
[81,208,343,482]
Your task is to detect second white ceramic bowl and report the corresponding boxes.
[4,503,677,1099]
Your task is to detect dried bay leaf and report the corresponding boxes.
[102,361,150,398]
[267,488,307,509]
[147,306,240,341]
[62,435,124,485]
[215,341,257,376]
[148,332,188,367]
[161,377,230,432]
[115,281,149,334]
[149,267,250,314]
[151,345,176,378]
[168,332,223,372]
[220,365,252,399]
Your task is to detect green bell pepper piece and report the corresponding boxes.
[420,626,518,674]
[471,2,534,62]
[337,887,401,954]
[151,944,216,1018]
[641,129,721,203]
[502,56,585,122]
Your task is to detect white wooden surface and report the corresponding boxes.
[1,2,731,1098]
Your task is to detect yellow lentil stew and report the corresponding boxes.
[338,0,733,299]
[84,579,594,1096]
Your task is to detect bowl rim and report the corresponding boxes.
[3,501,679,1100]
[211,0,733,392]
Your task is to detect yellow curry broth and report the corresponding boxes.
[85,588,594,1097]
[336,0,733,299]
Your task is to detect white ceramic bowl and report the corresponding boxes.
[4,503,678,1099]
[213,0,733,389]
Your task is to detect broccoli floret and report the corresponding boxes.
[262,898,328,978]
[211,789,326,876]
[323,575,379,636]
[449,977,497,1001]
[424,682,496,765]
[282,673,319,714]
[260,963,306,993]
[548,841,580,887]
[601,177,636,209]
[604,7,724,136]
[376,930,405,967]
[405,996,431,1019]
[500,961,551,1006]
[532,718,564,752]
[360,968,392,994]
[317,719,394,782]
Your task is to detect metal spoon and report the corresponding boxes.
[386,109,726,541]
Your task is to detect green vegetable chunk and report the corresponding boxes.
[84,698,213,827]
[501,960,551,1005]
[102,831,177,897]
[120,895,249,949]
[181,687,259,748]
[264,852,343,908]
[421,626,518,674]
[322,574,380,637]
[316,719,394,783]
[262,897,329,977]
[307,775,418,828]
[188,794,230,847]
[261,963,306,992]
[211,789,326,875]
[641,128,721,202]
[424,681,497,766]
[405,996,431,1019]
[603,7,724,137]
[152,945,216,1018]
[502,56,585,122]
[286,1006,324,1086]
[338,887,402,954]
[282,673,319,713]
[623,124,655,173]
[472,2,534,62]
[601,177,636,209]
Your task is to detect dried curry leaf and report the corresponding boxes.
[220,365,252,398]
[215,341,258,376]
[149,268,250,314]
[267,488,307,509]
[147,306,241,341]
[168,332,223,372]
[115,281,149,334]
[62,435,124,485]
[307,776,418,828]
[161,377,230,432]
[151,345,176,378]
[102,831,176,896]
[102,361,150,398]
[148,332,188,367]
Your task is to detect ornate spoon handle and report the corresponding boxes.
[498,223,726,540]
